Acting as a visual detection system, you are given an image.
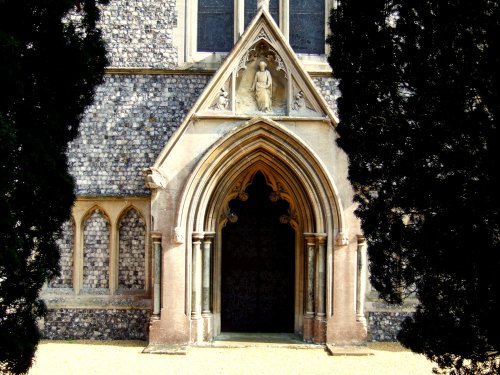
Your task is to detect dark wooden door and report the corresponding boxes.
[221,172,295,332]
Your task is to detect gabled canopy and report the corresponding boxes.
[154,8,337,168]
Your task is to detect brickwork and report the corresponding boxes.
[68,74,210,196]
[119,208,146,290]
[43,308,150,340]
[83,209,110,290]
[49,220,75,288]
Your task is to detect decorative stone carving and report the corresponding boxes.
[250,61,273,112]
[227,212,238,223]
[290,80,323,116]
[292,90,305,111]
[279,209,297,225]
[172,226,184,244]
[209,80,231,111]
[254,29,273,44]
[216,88,230,110]
[143,167,167,189]
[269,190,280,202]
[220,206,239,224]
[269,181,287,202]
[336,231,349,246]
[238,191,249,201]
[236,40,288,115]
[237,41,288,79]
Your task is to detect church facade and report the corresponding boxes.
[41,0,414,346]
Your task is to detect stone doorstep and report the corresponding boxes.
[142,343,374,357]
[143,333,374,356]
[142,343,374,356]
[197,341,324,350]
[142,344,188,355]
[325,344,375,357]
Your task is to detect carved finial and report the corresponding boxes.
[258,0,270,12]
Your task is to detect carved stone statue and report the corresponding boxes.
[292,90,305,110]
[250,61,272,112]
[216,88,229,110]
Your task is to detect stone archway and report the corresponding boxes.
[221,171,295,333]
[169,118,348,343]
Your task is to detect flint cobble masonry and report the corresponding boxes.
[83,209,110,290]
[99,0,178,68]
[68,74,209,196]
[368,311,413,341]
[49,220,75,289]
[313,76,340,116]
[43,309,150,340]
[119,208,146,290]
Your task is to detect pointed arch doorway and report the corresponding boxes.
[221,172,295,333]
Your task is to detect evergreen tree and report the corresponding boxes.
[0,1,108,373]
[328,0,500,373]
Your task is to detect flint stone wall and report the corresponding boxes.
[49,220,75,288]
[98,0,178,68]
[368,311,413,342]
[312,76,340,118]
[68,74,209,196]
[43,308,150,340]
[119,208,146,290]
[83,209,110,290]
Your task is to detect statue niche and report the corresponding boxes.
[236,41,287,115]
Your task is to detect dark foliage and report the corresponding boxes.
[328,0,499,373]
[0,1,108,373]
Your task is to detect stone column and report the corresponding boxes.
[202,235,213,314]
[191,233,204,342]
[316,235,327,316]
[314,234,327,343]
[191,233,204,318]
[304,234,316,341]
[151,232,162,317]
[202,233,215,340]
[356,235,367,328]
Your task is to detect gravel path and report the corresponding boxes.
[29,341,435,375]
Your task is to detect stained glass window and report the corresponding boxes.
[289,0,325,54]
[198,0,234,52]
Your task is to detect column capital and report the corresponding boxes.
[203,232,216,242]
[315,233,327,244]
[151,232,163,242]
[304,233,317,244]
[192,232,205,242]
[357,234,366,244]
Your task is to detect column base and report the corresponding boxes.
[202,313,213,341]
[303,315,314,342]
[313,316,327,344]
[190,315,204,343]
